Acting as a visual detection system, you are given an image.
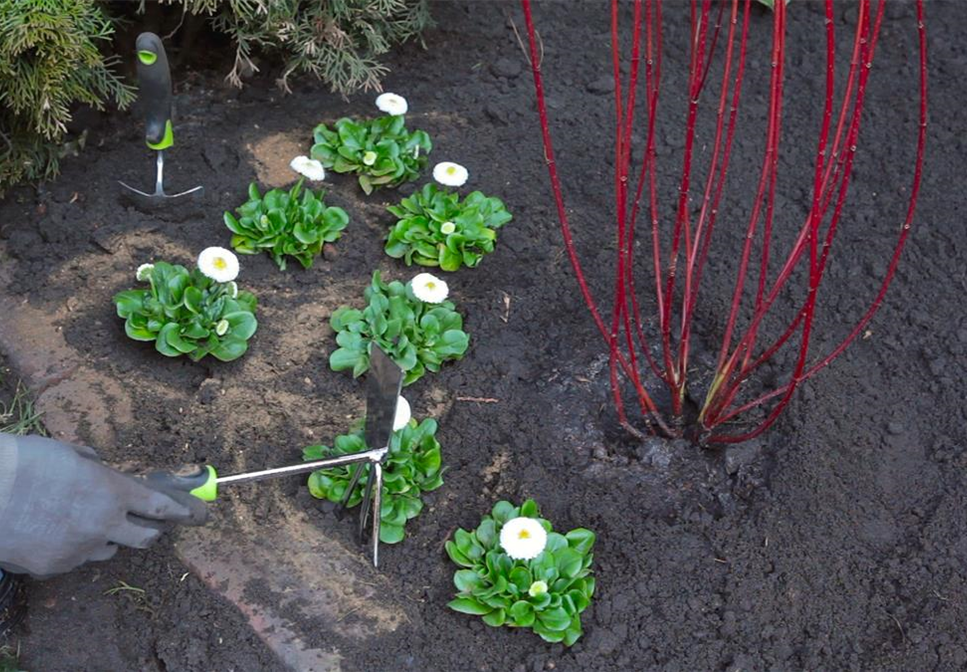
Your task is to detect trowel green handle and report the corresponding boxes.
[135,32,174,151]
[145,464,219,502]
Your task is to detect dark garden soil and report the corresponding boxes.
[1,1,966,670]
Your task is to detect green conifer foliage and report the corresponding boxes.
[0,0,134,192]
[166,0,432,94]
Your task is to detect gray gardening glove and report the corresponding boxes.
[0,433,207,578]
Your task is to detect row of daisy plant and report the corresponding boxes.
[291,93,514,273]
[307,269,465,543]
[293,93,594,645]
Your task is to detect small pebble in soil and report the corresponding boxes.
[887,421,904,435]
[485,103,510,126]
[636,437,672,468]
[724,443,759,476]
[490,57,522,79]
[198,380,220,405]
[586,76,615,95]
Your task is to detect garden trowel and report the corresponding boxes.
[118,32,203,208]
[146,345,404,567]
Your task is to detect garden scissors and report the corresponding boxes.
[118,32,203,208]
[146,346,403,567]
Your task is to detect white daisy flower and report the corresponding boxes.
[499,517,548,561]
[198,247,240,284]
[440,221,456,235]
[215,319,230,336]
[227,281,239,299]
[289,155,326,181]
[375,92,408,116]
[528,580,549,598]
[393,396,411,431]
[136,263,154,281]
[410,272,449,304]
[433,162,469,188]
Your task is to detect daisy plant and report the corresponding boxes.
[224,180,349,271]
[446,499,596,646]
[304,412,443,544]
[329,271,469,385]
[385,162,513,271]
[310,93,432,195]
[113,248,258,362]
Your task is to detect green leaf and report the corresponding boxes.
[211,338,249,362]
[475,518,497,549]
[445,541,475,568]
[509,567,532,593]
[563,617,584,646]
[447,597,492,616]
[520,499,539,518]
[509,600,535,627]
[491,501,517,525]
[545,532,568,554]
[482,609,506,627]
[537,606,571,632]
[330,347,362,371]
[555,548,583,579]
[224,311,258,340]
[566,528,596,556]
[454,569,483,592]
[114,290,145,317]
[379,522,405,544]
[534,622,566,643]
[164,326,196,354]
[155,323,182,357]
[330,307,364,330]
[124,320,155,342]
[183,286,203,314]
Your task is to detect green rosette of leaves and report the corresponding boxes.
[446,500,596,646]
[310,116,432,195]
[385,183,512,271]
[224,180,349,271]
[329,271,469,386]
[303,417,444,543]
[113,262,258,362]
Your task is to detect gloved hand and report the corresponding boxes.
[0,434,208,578]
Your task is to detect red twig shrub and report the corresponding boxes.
[521,0,927,444]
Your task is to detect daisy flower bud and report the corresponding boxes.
[215,319,230,336]
[136,263,154,282]
[440,221,456,235]
[528,580,549,598]
[363,150,378,166]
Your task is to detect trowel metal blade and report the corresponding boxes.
[118,180,204,203]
